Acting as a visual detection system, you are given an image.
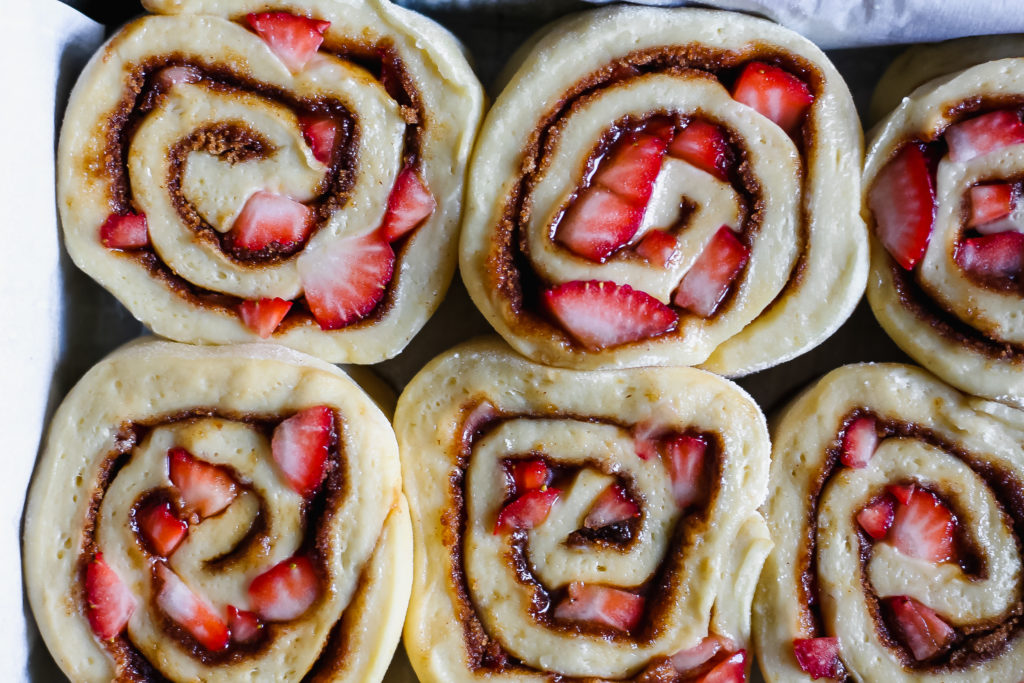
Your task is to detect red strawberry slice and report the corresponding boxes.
[592,132,667,206]
[584,484,640,529]
[246,12,330,72]
[889,487,955,563]
[886,482,916,505]
[542,280,678,350]
[271,405,333,497]
[945,110,1024,163]
[155,65,200,89]
[137,500,188,557]
[670,635,726,674]
[664,434,707,509]
[793,637,845,679]
[238,297,292,338]
[694,649,747,683]
[509,458,551,493]
[631,420,662,461]
[840,416,878,468]
[635,229,680,267]
[668,120,733,180]
[553,582,644,632]
[556,188,645,262]
[231,191,312,251]
[168,448,237,519]
[84,553,136,641]
[970,184,1014,227]
[99,212,149,249]
[298,115,338,165]
[494,488,560,534]
[958,231,1024,279]
[868,143,936,270]
[885,596,955,661]
[227,605,262,643]
[156,564,229,651]
[380,166,436,242]
[731,61,814,135]
[857,496,896,540]
[299,231,395,330]
[674,226,749,317]
[248,555,320,621]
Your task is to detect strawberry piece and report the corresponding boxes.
[227,605,262,643]
[958,231,1024,279]
[970,184,1014,227]
[857,496,896,540]
[793,637,845,679]
[542,280,678,350]
[137,500,188,557]
[635,229,679,267]
[494,488,560,534]
[246,12,329,72]
[584,483,640,528]
[885,596,955,661]
[945,110,1024,163]
[298,231,395,330]
[731,61,813,135]
[868,144,936,270]
[155,65,200,89]
[553,582,644,632]
[556,188,645,262]
[462,401,498,446]
[156,564,229,651]
[84,553,136,641]
[670,635,725,674]
[509,458,551,493]
[298,115,338,164]
[168,448,237,519]
[271,405,333,497]
[592,132,667,206]
[694,649,747,683]
[840,416,878,469]
[231,191,312,251]
[99,212,149,249]
[668,120,733,180]
[664,434,707,509]
[674,226,749,317]
[238,297,292,338]
[632,421,661,461]
[248,555,320,621]
[886,482,916,505]
[380,166,436,242]
[890,487,955,563]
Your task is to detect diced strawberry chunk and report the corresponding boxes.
[543,280,678,350]
[793,637,845,679]
[674,226,749,317]
[945,110,1024,163]
[155,65,200,89]
[670,635,727,674]
[227,605,262,643]
[868,144,936,270]
[958,231,1024,279]
[156,564,229,651]
[663,434,707,509]
[970,184,1014,227]
[509,459,551,493]
[84,553,136,641]
[137,500,188,557]
[886,482,916,505]
[857,496,895,540]
[298,231,395,330]
[231,191,312,251]
[890,487,955,563]
[884,596,955,661]
[556,188,645,262]
[592,132,667,206]
[238,297,292,338]
[645,117,676,144]
[553,582,644,632]
[246,12,330,72]
[635,229,679,267]
[248,555,320,621]
[731,61,814,135]
[380,166,436,242]
[271,405,333,497]
[668,120,733,180]
[99,212,149,249]
[168,448,237,519]
[583,484,640,528]
[694,649,747,683]
[840,416,878,468]
[298,115,338,165]
[494,488,560,534]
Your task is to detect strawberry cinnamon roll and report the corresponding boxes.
[755,363,1024,682]
[57,0,483,363]
[459,5,866,373]
[24,340,410,682]
[395,338,772,681]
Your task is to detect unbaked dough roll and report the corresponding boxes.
[459,5,866,374]
[58,0,483,363]
[755,363,1024,682]
[396,337,772,681]
[24,339,411,682]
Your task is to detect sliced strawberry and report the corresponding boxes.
[543,280,678,350]
[632,421,661,461]
[884,596,955,661]
[793,637,845,679]
[868,144,936,270]
[271,405,333,497]
[584,484,640,529]
[227,605,261,643]
[668,120,733,180]
[694,649,747,683]
[670,635,725,674]
[663,434,707,509]
[248,555,320,621]
[731,61,814,135]
[592,132,667,206]
[168,447,237,519]
[380,166,436,242]
[553,582,644,632]
[84,553,136,641]
[945,110,1024,163]
[857,496,895,540]
[156,564,229,651]
[298,115,338,165]
[238,297,292,338]
[231,191,312,251]
[99,212,149,249]
[494,488,560,534]
[155,65,200,89]
[635,229,679,267]
[840,416,878,469]
[137,500,188,557]
[246,12,329,72]
[889,487,955,563]
[298,231,395,330]
[556,188,645,262]
[674,226,749,317]
[958,231,1024,279]
[509,458,551,493]
[970,184,1014,227]
[886,482,916,506]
